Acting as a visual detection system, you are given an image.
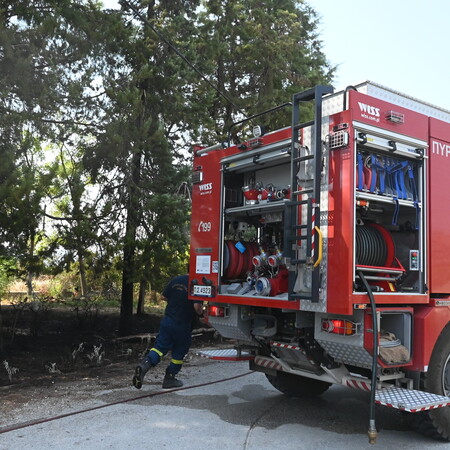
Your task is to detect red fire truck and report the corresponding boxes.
[188,81,450,442]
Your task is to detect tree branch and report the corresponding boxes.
[40,118,104,129]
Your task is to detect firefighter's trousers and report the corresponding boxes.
[145,316,192,375]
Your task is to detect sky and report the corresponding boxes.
[308,0,450,110]
[103,0,450,111]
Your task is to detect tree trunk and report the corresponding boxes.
[137,279,147,315]
[26,232,35,297]
[119,212,137,336]
[0,300,3,351]
[119,274,134,336]
[78,252,88,297]
[118,149,142,336]
[26,272,33,297]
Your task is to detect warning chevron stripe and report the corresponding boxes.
[346,379,371,392]
[270,341,302,351]
[254,356,283,371]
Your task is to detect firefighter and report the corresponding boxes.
[132,273,203,389]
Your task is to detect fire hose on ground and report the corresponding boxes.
[0,371,253,435]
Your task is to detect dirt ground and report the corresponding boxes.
[0,303,219,415]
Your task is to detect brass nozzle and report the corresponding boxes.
[368,428,377,445]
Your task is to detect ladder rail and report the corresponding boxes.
[286,85,334,302]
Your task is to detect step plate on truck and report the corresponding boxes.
[376,386,450,412]
[195,349,253,361]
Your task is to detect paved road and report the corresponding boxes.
[1,358,449,449]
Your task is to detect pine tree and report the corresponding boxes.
[0,0,334,336]
[0,1,125,291]
[84,0,200,335]
[194,0,335,142]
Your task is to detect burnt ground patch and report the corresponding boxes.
[0,304,215,388]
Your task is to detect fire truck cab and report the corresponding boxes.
[188,82,450,441]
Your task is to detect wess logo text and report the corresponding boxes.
[199,183,213,195]
[199,183,212,191]
[358,102,381,118]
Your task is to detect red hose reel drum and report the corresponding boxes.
[245,242,259,273]
[223,241,259,280]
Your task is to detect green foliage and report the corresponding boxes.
[0,0,334,334]
[0,1,121,289]
[46,271,78,298]
[0,259,15,299]
[194,0,335,141]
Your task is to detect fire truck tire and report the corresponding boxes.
[265,371,331,397]
[409,324,450,441]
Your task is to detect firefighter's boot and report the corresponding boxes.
[162,370,183,389]
[132,358,152,389]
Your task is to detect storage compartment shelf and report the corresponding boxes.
[356,191,421,208]
[225,199,289,215]
[221,139,291,165]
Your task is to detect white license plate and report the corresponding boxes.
[193,285,212,296]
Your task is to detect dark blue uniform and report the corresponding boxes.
[145,275,202,375]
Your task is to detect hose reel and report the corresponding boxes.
[356,224,405,291]
[223,240,259,280]
[355,224,395,268]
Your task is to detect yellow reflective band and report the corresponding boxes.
[150,348,164,358]
[171,359,184,365]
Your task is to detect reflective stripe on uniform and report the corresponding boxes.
[150,348,164,358]
[171,358,184,365]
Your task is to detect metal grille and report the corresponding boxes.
[317,339,374,368]
[329,130,349,149]
[376,386,450,412]
[385,110,405,124]
[207,306,253,343]
[195,349,253,361]
[191,170,203,184]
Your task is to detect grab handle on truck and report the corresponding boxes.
[313,226,323,268]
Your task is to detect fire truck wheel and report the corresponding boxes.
[410,324,450,441]
[265,371,331,397]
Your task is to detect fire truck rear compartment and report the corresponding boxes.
[190,83,450,441]
[218,139,425,302]
[352,141,424,295]
[220,158,291,299]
